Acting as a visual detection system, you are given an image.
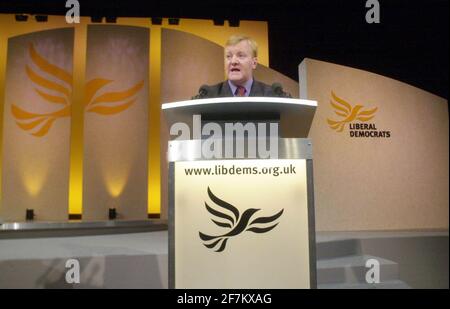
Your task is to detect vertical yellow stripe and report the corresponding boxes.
[148,25,161,214]
[0,15,7,212]
[68,20,87,215]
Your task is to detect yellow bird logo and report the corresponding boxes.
[11,43,72,137]
[327,91,377,132]
[84,78,143,115]
[12,43,144,137]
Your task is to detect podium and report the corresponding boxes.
[162,97,317,288]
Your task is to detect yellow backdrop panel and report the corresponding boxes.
[1,28,73,221]
[82,25,149,221]
[301,58,449,231]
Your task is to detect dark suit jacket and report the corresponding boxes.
[194,80,281,99]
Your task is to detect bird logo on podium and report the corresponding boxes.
[327,91,378,132]
[199,187,284,252]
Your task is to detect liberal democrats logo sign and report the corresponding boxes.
[327,91,391,138]
[12,43,143,137]
[199,187,284,252]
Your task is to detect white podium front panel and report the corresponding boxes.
[171,159,312,288]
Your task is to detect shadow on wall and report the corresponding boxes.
[0,254,168,289]
[361,236,449,289]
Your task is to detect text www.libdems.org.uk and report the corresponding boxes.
[184,164,297,177]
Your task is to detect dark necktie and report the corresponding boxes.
[235,86,246,97]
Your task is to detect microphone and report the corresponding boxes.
[271,83,291,98]
[192,85,209,99]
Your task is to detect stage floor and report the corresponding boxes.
[0,229,448,288]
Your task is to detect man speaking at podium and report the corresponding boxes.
[193,35,290,99]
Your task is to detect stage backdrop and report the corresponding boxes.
[0,14,269,219]
[82,25,149,221]
[300,58,449,231]
[160,29,300,219]
[1,28,74,221]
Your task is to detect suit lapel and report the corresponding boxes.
[219,81,234,97]
[249,80,263,97]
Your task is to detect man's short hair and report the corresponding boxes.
[225,35,258,58]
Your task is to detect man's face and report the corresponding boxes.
[225,40,257,86]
